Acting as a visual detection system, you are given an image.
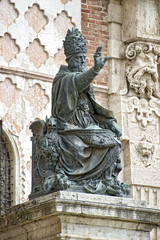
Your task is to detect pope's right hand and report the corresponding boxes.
[93,46,109,72]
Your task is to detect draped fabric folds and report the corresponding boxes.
[51,65,121,187]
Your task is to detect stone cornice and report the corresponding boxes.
[0,66,109,94]
[0,191,160,230]
[0,66,54,83]
[123,37,160,45]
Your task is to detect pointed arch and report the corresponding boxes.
[0,122,20,215]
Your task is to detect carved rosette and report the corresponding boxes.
[125,42,160,99]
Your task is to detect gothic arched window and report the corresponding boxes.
[0,120,13,216]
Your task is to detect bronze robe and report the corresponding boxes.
[51,65,121,184]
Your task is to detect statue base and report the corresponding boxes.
[0,191,160,240]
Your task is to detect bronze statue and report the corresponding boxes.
[29,28,129,199]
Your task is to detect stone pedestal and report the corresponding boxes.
[0,191,160,240]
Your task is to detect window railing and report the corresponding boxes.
[0,120,12,216]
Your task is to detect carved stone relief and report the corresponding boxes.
[125,42,160,99]
[25,4,48,33]
[26,39,48,68]
[0,0,18,27]
[124,96,160,129]
[0,33,20,62]
[136,136,155,167]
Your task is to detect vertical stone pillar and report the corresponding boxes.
[107,0,126,183]
[108,0,124,95]
[108,2,160,231]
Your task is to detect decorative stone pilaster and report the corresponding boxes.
[121,40,160,207]
[107,5,160,234]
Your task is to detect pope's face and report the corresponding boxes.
[68,53,86,72]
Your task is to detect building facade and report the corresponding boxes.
[0,0,160,239]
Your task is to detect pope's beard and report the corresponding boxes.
[69,63,86,72]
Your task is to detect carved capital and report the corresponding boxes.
[125,42,160,99]
[125,42,160,60]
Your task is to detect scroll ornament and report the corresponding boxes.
[125,42,160,99]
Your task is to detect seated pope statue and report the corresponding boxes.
[30,28,129,198]
[49,28,129,197]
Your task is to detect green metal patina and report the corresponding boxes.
[29,28,129,199]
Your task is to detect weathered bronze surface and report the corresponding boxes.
[29,28,129,199]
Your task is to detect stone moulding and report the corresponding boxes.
[0,191,159,240]
[0,65,54,82]
[0,66,108,95]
